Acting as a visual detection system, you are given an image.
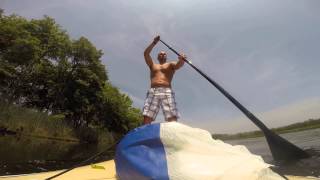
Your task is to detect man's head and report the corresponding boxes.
[157,51,167,64]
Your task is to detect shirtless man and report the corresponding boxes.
[142,35,186,124]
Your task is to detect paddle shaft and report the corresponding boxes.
[160,39,309,161]
[160,40,270,131]
[45,139,120,180]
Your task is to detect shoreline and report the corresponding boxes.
[212,119,320,140]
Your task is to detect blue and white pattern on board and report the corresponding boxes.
[115,122,284,180]
[115,123,168,180]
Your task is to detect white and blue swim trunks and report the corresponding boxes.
[142,87,180,121]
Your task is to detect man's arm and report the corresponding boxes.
[172,54,186,70]
[144,36,160,68]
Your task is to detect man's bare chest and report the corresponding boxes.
[152,64,173,74]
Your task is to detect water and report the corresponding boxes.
[0,136,114,175]
[1,129,320,177]
[226,128,320,177]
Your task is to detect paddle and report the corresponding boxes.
[159,39,309,161]
[45,139,120,180]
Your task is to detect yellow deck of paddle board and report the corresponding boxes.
[0,160,117,180]
[0,160,318,180]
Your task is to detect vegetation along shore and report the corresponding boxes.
[0,10,142,145]
[212,118,320,140]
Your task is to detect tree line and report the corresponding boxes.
[0,9,142,134]
[212,118,320,140]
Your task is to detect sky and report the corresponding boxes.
[1,0,320,133]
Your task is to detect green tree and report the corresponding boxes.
[0,14,71,104]
[97,83,142,133]
[0,11,142,134]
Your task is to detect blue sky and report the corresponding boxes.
[1,0,320,133]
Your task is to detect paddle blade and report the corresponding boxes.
[264,130,310,161]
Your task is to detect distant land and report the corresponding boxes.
[212,118,320,140]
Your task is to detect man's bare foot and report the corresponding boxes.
[166,117,177,122]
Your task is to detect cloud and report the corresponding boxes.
[2,0,320,133]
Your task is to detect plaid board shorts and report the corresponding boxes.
[142,87,180,121]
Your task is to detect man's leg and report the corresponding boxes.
[161,92,179,122]
[143,116,153,124]
[142,89,160,125]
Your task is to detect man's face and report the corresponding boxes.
[157,51,167,63]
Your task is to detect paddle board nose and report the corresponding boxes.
[115,122,285,180]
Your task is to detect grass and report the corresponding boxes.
[0,102,77,141]
[0,101,118,145]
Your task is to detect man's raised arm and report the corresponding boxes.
[172,54,186,70]
[144,36,160,68]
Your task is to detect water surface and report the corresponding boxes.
[0,136,113,175]
[1,128,319,177]
[226,128,320,177]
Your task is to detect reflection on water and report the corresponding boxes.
[0,136,114,175]
[226,128,320,177]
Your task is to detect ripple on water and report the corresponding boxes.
[271,149,320,177]
[226,128,320,178]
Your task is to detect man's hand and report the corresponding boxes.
[153,35,160,44]
[172,53,186,70]
[178,54,187,61]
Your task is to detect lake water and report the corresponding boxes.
[226,128,320,177]
[0,136,114,175]
[1,128,320,177]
